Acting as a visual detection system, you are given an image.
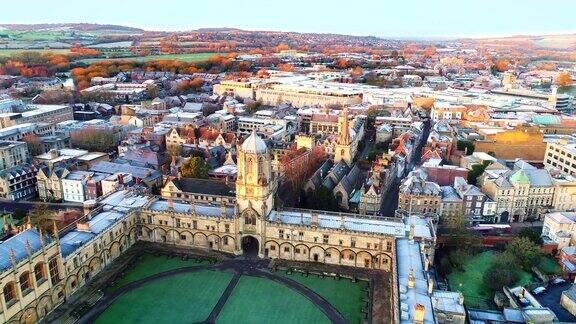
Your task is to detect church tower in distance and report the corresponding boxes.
[334,107,352,165]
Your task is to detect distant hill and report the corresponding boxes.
[194,27,244,33]
[461,33,576,50]
[0,23,143,33]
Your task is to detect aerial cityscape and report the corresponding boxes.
[0,2,576,324]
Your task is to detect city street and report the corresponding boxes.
[0,199,82,214]
[379,118,431,217]
[534,282,576,322]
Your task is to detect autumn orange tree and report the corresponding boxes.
[23,133,44,156]
[70,45,101,56]
[350,66,364,78]
[171,77,203,95]
[181,156,208,179]
[275,43,290,52]
[423,46,437,57]
[280,145,326,194]
[70,55,252,90]
[279,147,310,193]
[277,63,295,72]
[0,50,102,78]
[556,71,573,87]
[256,69,270,78]
[493,59,511,72]
[70,128,115,152]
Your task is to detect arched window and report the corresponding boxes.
[336,192,344,204]
[3,282,17,305]
[35,262,46,282]
[245,214,256,225]
[20,272,32,294]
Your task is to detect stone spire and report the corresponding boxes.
[337,107,350,145]
[224,151,235,166]
[9,248,17,269]
[39,228,45,249]
[52,221,59,244]
[24,239,32,258]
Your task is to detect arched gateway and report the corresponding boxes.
[241,235,259,256]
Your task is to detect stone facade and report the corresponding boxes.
[480,162,555,222]
[0,231,63,324]
[0,132,435,323]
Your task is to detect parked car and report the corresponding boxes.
[532,286,546,295]
[552,278,566,285]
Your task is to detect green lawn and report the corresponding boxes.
[558,86,576,96]
[217,276,331,324]
[0,30,71,41]
[538,256,562,275]
[96,270,233,324]
[96,255,363,323]
[280,271,368,324]
[77,52,219,64]
[0,49,72,57]
[107,254,210,291]
[448,251,534,309]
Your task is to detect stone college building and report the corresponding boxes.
[0,131,435,323]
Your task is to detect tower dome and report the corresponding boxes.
[242,130,267,154]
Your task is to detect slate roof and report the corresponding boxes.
[453,177,484,198]
[400,170,441,195]
[338,164,362,194]
[268,210,406,236]
[307,159,333,189]
[323,160,351,189]
[441,186,462,202]
[492,168,553,188]
[60,211,127,257]
[90,161,162,182]
[147,200,235,218]
[169,178,235,197]
[0,163,37,179]
[0,229,52,272]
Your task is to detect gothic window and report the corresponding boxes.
[19,272,32,295]
[247,157,254,176]
[34,263,46,282]
[245,213,256,225]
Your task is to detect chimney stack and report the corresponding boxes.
[413,304,425,324]
[408,268,415,289]
[311,212,318,228]
[220,202,227,218]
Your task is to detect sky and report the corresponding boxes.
[1,0,575,38]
